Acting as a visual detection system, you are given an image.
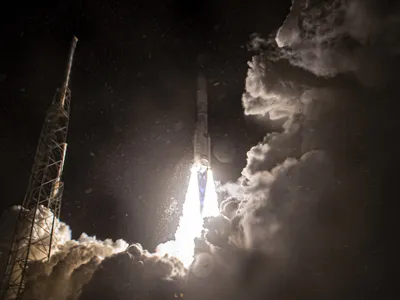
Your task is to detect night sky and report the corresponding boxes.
[0,0,290,248]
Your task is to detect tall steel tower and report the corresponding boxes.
[0,36,78,300]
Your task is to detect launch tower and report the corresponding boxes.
[0,36,78,300]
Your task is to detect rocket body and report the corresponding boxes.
[194,73,211,215]
[194,74,211,169]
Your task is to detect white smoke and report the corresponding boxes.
[79,244,186,300]
[0,203,191,300]
[203,0,396,297]
[0,206,129,300]
[222,0,345,258]
[18,205,71,260]
[0,206,73,299]
[275,0,400,82]
[276,0,359,76]
[21,239,186,300]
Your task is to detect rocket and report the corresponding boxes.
[194,73,211,214]
[194,73,211,168]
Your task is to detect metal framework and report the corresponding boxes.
[0,36,78,300]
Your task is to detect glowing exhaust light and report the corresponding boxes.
[156,165,220,268]
[202,169,219,218]
[174,165,203,266]
[156,165,203,267]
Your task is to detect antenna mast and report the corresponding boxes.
[0,36,78,300]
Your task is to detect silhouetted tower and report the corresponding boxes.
[0,36,78,300]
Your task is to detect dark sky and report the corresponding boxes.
[0,0,291,248]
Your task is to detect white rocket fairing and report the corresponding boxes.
[194,73,211,214]
[194,73,211,169]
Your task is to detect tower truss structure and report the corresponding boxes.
[0,36,78,300]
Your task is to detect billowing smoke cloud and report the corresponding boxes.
[203,0,396,298]
[275,0,400,84]
[33,242,186,300]
[79,244,185,300]
[0,206,73,299]
[0,206,186,300]
[21,233,130,300]
[0,206,129,300]
[16,205,71,261]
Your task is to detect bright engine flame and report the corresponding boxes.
[202,168,220,218]
[156,164,219,267]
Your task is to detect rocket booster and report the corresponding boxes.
[194,73,211,215]
[194,73,211,169]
